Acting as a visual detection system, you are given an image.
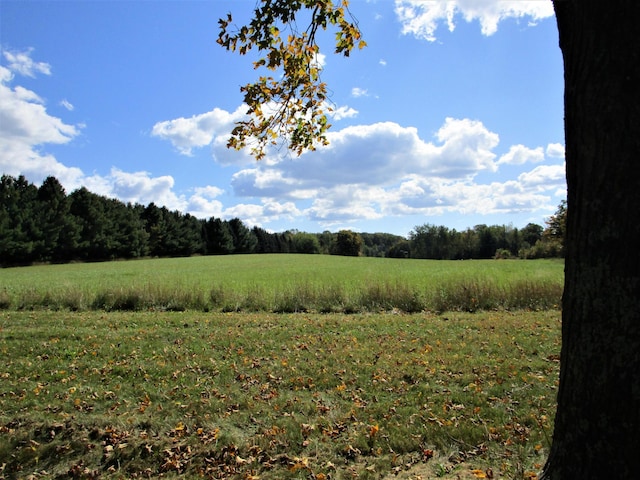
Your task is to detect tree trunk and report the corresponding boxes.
[543,1,640,478]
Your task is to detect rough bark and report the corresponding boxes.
[542,1,640,478]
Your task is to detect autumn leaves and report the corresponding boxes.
[1,310,559,478]
[218,0,366,160]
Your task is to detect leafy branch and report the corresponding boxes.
[217,0,366,160]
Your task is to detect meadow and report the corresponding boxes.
[0,255,564,313]
[0,256,563,479]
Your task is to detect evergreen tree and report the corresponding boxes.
[203,217,234,254]
[0,175,40,265]
[252,226,280,253]
[228,218,258,254]
[36,176,78,262]
[69,187,111,260]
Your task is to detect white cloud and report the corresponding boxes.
[107,168,181,207]
[546,142,565,158]
[312,52,326,68]
[151,105,247,157]
[77,169,231,219]
[394,0,554,41]
[379,59,387,66]
[225,199,301,227]
[329,105,358,121]
[231,118,500,200]
[60,99,74,111]
[185,186,225,219]
[383,177,553,218]
[0,56,82,187]
[432,117,499,175]
[262,200,300,219]
[498,144,544,165]
[351,87,369,98]
[0,66,78,145]
[518,163,566,191]
[220,115,566,227]
[2,48,51,77]
[153,100,360,163]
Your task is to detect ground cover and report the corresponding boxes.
[0,310,560,479]
[0,255,564,313]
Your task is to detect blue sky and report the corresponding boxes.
[1,0,565,236]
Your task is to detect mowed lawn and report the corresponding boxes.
[0,309,560,479]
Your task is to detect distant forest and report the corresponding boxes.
[0,175,565,266]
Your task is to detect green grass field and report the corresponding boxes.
[0,310,559,479]
[0,255,564,313]
[0,256,562,478]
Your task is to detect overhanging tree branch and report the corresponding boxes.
[217,0,365,160]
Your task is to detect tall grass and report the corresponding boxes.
[0,255,563,313]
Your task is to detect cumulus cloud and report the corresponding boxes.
[394,0,554,41]
[518,163,566,191]
[184,186,224,219]
[151,105,247,157]
[231,118,500,202]
[77,168,234,220]
[107,168,179,206]
[329,105,359,121]
[0,53,82,188]
[432,117,499,175]
[153,99,360,164]
[223,200,300,227]
[546,142,565,158]
[498,144,544,165]
[222,116,564,226]
[2,48,51,77]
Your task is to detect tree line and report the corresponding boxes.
[402,202,565,260]
[0,174,564,266]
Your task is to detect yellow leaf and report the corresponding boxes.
[471,470,487,478]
